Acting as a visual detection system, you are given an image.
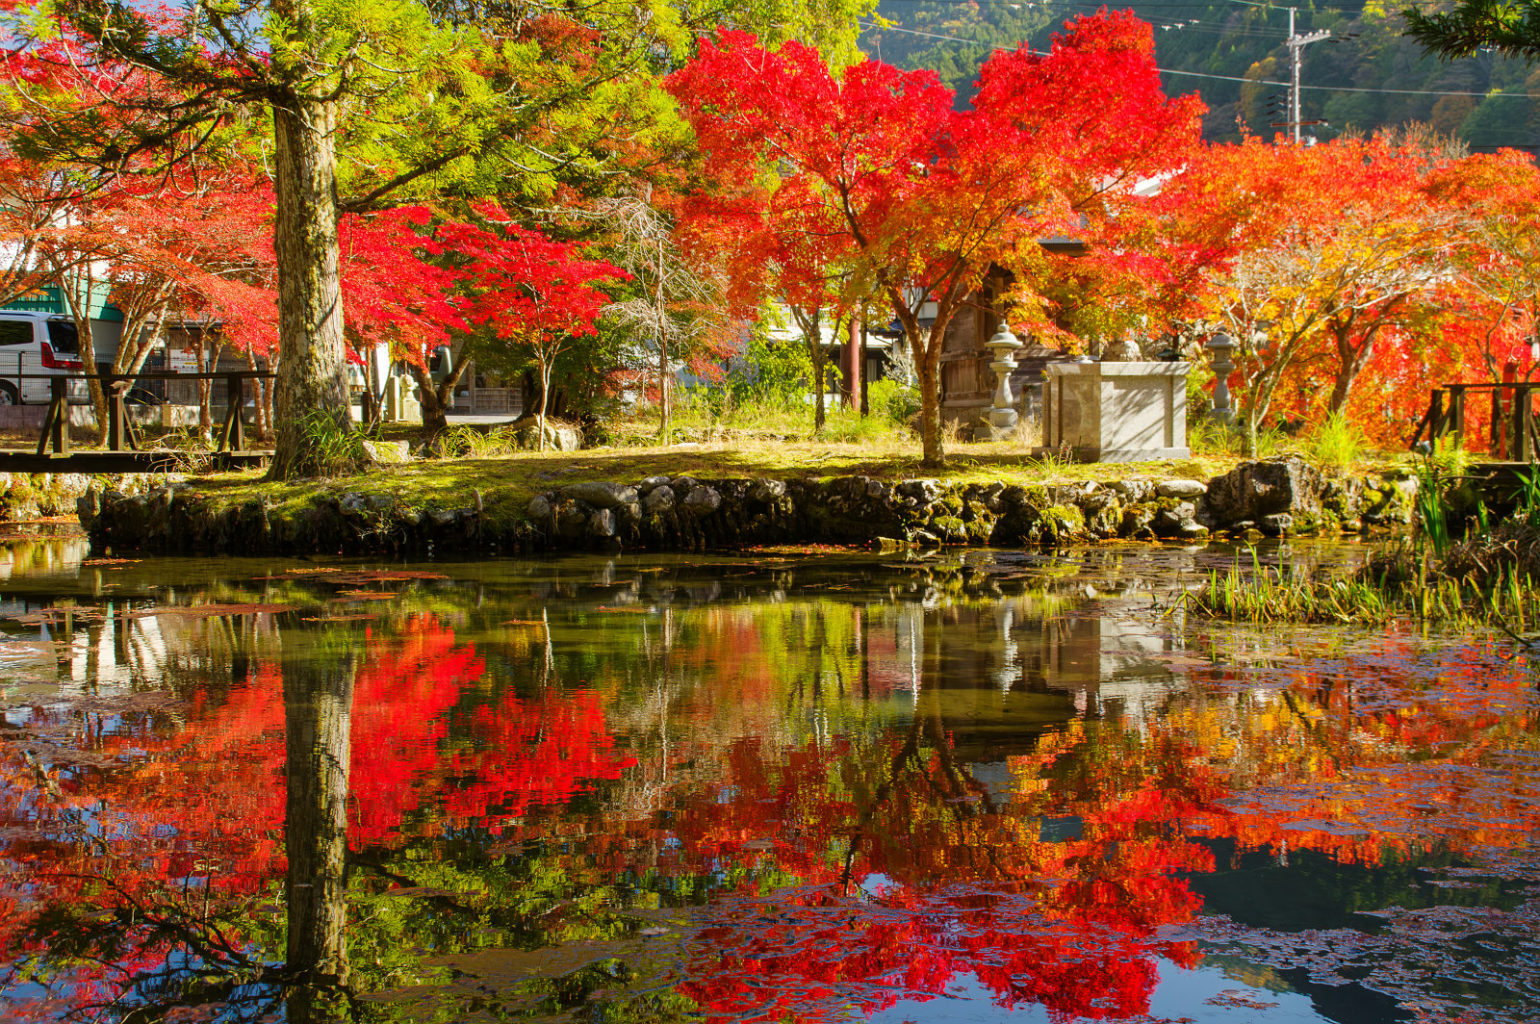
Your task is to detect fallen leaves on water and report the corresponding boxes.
[5,606,105,625]
[334,590,398,601]
[1205,990,1278,1010]
[129,603,295,619]
[256,569,448,585]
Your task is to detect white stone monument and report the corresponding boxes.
[1037,358,1190,462]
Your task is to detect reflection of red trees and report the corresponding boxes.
[685,883,1201,1023]
[0,614,633,990]
[444,693,635,834]
[661,724,1219,1022]
[1180,636,1540,868]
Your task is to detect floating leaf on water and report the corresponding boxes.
[334,590,397,601]
[1205,990,1279,1009]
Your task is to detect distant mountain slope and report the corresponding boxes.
[862,1,1537,152]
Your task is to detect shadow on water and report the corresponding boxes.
[0,538,1534,1022]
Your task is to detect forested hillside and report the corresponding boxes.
[863,1,1537,152]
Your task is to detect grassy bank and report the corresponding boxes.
[185,438,1260,528]
[1186,549,1540,628]
[1187,461,1540,628]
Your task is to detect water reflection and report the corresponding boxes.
[0,544,1533,1023]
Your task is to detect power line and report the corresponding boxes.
[875,0,1447,10]
[860,19,1536,99]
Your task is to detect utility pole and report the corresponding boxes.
[1286,8,1331,144]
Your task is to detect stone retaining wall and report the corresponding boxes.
[2,470,170,520]
[78,457,1417,557]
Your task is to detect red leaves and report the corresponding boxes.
[435,204,626,351]
[668,14,1202,464]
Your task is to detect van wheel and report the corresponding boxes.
[0,382,17,406]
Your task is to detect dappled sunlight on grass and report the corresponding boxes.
[187,439,1274,526]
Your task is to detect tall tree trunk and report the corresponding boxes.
[196,333,213,439]
[916,333,944,468]
[657,334,670,443]
[408,355,473,454]
[54,262,109,444]
[1329,322,1381,417]
[655,243,671,444]
[858,320,870,416]
[245,349,271,440]
[269,94,350,480]
[283,647,355,986]
[842,317,860,408]
[537,357,552,452]
[792,307,825,433]
[409,366,448,441]
[813,343,827,432]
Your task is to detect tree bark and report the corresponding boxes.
[1328,316,1385,417]
[268,94,351,480]
[246,349,271,440]
[537,357,552,452]
[657,333,670,443]
[858,320,869,416]
[916,333,944,468]
[792,306,826,433]
[283,647,355,986]
[652,232,669,444]
[842,316,860,408]
[196,333,213,439]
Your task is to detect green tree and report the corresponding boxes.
[1404,0,1540,61]
[6,0,874,478]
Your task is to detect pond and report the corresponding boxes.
[0,538,1536,1023]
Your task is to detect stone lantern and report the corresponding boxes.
[1205,332,1237,426]
[983,321,1024,441]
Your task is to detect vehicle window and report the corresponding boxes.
[45,320,79,354]
[0,321,32,347]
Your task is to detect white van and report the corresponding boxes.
[0,310,87,404]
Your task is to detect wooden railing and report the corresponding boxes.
[1410,382,1540,462]
[17,371,275,457]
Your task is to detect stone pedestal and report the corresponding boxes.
[1037,361,1190,462]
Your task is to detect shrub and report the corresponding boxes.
[1306,412,1372,472]
[868,378,920,427]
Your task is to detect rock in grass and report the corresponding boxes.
[362,440,411,464]
[564,481,638,509]
[1156,478,1206,499]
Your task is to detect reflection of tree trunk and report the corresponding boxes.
[286,983,352,1024]
[283,651,355,986]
